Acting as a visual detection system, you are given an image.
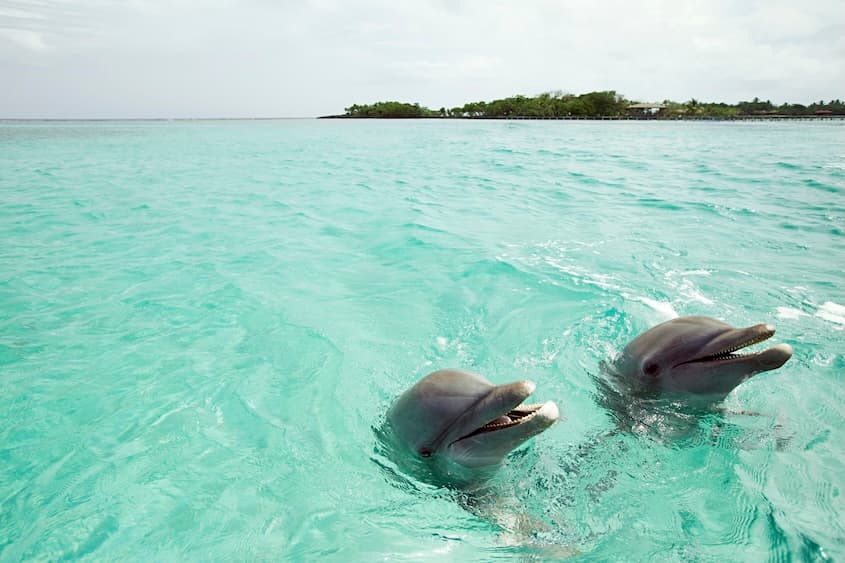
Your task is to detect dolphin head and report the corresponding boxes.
[614,316,792,399]
[386,369,559,470]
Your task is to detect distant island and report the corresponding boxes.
[321,91,845,120]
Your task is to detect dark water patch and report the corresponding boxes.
[798,532,833,562]
[551,188,575,201]
[777,221,844,236]
[637,197,684,211]
[536,148,565,158]
[567,171,600,185]
[803,429,830,451]
[680,200,724,217]
[319,224,351,238]
[731,207,759,218]
[619,159,649,171]
[491,161,526,173]
[82,210,108,222]
[737,177,767,185]
[692,183,739,193]
[801,178,841,193]
[400,222,450,235]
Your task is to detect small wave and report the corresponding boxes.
[666,269,712,277]
[822,160,845,173]
[543,257,621,290]
[400,222,450,235]
[803,179,841,193]
[664,271,714,305]
[626,295,678,320]
[637,197,683,211]
[815,302,845,326]
[776,307,808,320]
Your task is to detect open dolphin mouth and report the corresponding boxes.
[674,323,791,367]
[455,403,553,441]
[410,374,560,468]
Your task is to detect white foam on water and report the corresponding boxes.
[776,307,808,320]
[810,353,835,367]
[542,257,621,290]
[642,298,679,319]
[514,338,559,369]
[675,277,714,305]
[624,294,679,320]
[815,301,845,327]
[664,270,715,305]
[682,284,714,305]
[669,269,712,277]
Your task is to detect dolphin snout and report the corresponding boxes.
[758,343,793,370]
[539,400,560,424]
[515,380,536,397]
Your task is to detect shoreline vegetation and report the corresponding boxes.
[320,91,845,120]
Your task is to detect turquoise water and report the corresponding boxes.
[1,119,843,560]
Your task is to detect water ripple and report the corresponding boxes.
[1,119,842,560]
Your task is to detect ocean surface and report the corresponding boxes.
[1,119,843,561]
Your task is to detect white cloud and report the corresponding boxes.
[0,8,46,20]
[0,27,46,51]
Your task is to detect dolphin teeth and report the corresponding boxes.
[695,330,776,362]
[474,403,546,433]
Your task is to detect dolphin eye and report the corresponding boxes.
[419,448,432,458]
[644,362,660,377]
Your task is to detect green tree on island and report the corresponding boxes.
[336,93,845,119]
[343,101,438,118]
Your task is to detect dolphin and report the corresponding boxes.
[379,369,567,551]
[610,316,793,401]
[384,369,559,482]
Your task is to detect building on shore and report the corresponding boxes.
[627,103,667,116]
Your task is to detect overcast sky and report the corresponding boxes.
[1,0,843,118]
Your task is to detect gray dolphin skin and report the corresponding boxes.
[612,316,793,399]
[385,369,559,472]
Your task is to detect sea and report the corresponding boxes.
[1,119,843,561]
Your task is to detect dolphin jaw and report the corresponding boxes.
[445,400,559,467]
[453,402,555,442]
[673,324,778,367]
[437,379,560,468]
[440,379,535,445]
